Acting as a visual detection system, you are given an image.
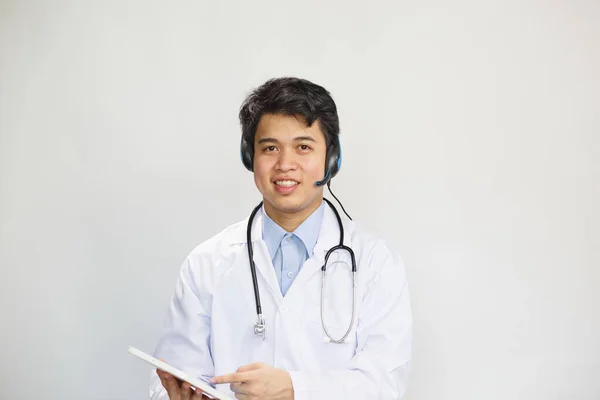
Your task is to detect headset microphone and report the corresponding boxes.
[314,171,330,187]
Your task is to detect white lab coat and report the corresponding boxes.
[150,205,412,399]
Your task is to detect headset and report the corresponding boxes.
[240,133,342,186]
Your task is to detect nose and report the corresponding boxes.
[276,148,298,171]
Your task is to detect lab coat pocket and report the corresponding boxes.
[301,295,357,369]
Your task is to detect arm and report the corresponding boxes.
[150,256,215,400]
[289,245,413,400]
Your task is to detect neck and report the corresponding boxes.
[264,198,323,232]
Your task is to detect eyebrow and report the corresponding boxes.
[257,136,316,144]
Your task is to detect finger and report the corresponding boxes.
[162,373,183,400]
[157,373,167,391]
[210,372,251,384]
[156,369,170,382]
[191,387,206,399]
[190,388,205,400]
[180,382,193,400]
[159,370,176,381]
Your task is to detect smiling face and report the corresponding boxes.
[253,113,327,228]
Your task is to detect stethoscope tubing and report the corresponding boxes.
[247,198,356,343]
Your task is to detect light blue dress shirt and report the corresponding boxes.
[261,202,325,296]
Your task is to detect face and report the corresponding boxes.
[253,113,327,219]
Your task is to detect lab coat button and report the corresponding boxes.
[280,306,289,313]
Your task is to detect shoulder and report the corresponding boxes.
[181,218,248,275]
[347,220,407,280]
[348,220,402,259]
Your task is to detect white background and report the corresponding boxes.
[1,1,598,399]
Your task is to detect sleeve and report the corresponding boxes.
[149,256,215,400]
[288,244,413,400]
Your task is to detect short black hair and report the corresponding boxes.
[239,77,340,147]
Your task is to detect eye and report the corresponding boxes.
[264,145,277,152]
[298,144,311,151]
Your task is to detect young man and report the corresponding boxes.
[150,77,412,399]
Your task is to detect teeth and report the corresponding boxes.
[275,180,298,187]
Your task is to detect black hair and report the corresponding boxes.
[239,77,340,147]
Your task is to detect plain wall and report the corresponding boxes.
[1,1,598,399]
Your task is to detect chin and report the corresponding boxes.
[262,193,300,211]
[267,192,323,214]
[270,199,305,213]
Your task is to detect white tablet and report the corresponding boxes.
[128,346,233,400]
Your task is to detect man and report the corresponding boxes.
[150,77,412,399]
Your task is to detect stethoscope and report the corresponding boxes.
[246,197,357,344]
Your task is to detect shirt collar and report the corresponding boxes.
[261,210,287,260]
[261,201,325,259]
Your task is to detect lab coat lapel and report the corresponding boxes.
[248,210,284,302]
[293,205,342,287]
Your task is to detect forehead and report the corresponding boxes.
[255,113,325,141]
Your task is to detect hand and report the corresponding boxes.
[156,369,210,400]
[210,362,294,400]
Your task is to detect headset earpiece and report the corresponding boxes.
[240,135,254,172]
[326,136,341,178]
[315,136,342,186]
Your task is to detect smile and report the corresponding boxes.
[274,180,299,187]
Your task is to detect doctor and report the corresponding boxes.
[150,77,412,400]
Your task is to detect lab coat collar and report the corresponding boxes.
[226,200,354,296]
[290,202,353,289]
[227,204,264,245]
[228,201,350,247]
[312,202,347,261]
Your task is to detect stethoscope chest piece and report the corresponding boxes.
[254,314,266,340]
